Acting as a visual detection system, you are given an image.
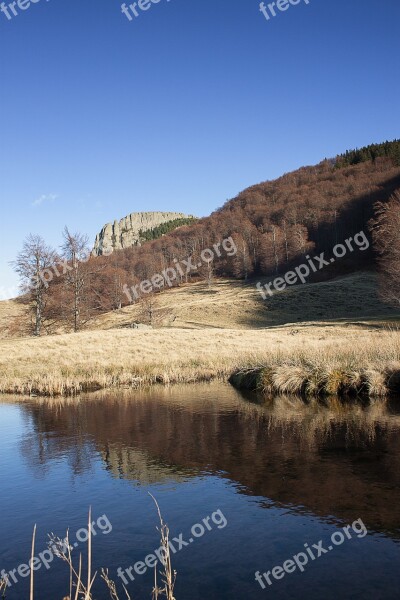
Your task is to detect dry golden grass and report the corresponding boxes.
[1,271,399,397]
[17,503,176,600]
[0,576,8,594]
[0,298,28,338]
[0,322,399,397]
[2,272,399,339]
[90,272,400,330]
[230,329,400,398]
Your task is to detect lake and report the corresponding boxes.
[1,383,400,599]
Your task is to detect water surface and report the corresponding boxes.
[1,383,400,599]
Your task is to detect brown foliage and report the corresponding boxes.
[371,190,400,306]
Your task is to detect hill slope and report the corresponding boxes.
[5,140,400,336]
[85,141,400,317]
[2,272,398,339]
[90,271,399,331]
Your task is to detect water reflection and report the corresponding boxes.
[4,384,400,538]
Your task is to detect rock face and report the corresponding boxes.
[93,211,191,256]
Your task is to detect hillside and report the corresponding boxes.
[5,140,400,337]
[2,272,399,339]
[84,141,400,318]
[89,271,400,330]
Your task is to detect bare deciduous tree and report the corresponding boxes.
[138,292,171,327]
[61,227,103,332]
[12,234,58,336]
[371,190,400,306]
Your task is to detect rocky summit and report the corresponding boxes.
[93,211,191,255]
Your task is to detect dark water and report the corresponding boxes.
[1,383,400,599]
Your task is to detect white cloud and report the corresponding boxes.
[32,193,59,207]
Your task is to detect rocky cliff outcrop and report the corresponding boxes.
[93,211,191,255]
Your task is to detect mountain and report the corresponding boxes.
[104,141,400,285]
[65,140,400,319]
[93,211,196,255]
[7,139,400,337]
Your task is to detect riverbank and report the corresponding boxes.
[0,325,399,397]
[229,339,400,399]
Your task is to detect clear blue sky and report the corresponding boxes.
[0,0,399,297]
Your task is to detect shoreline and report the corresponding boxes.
[229,366,400,400]
[0,369,229,398]
[1,325,399,398]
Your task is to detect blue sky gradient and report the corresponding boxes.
[0,0,399,296]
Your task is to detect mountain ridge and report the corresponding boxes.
[93,211,195,255]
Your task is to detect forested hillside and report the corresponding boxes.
[12,141,400,333]
[138,217,198,242]
[335,140,400,169]
[104,142,400,293]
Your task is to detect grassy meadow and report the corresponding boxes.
[0,324,399,397]
[1,272,399,398]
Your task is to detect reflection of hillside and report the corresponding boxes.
[10,384,400,537]
[101,445,190,485]
[12,394,192,484]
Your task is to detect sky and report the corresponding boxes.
[0,0,399,298]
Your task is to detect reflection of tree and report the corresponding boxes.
[19,402,96,476]
[13,386,400,538]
